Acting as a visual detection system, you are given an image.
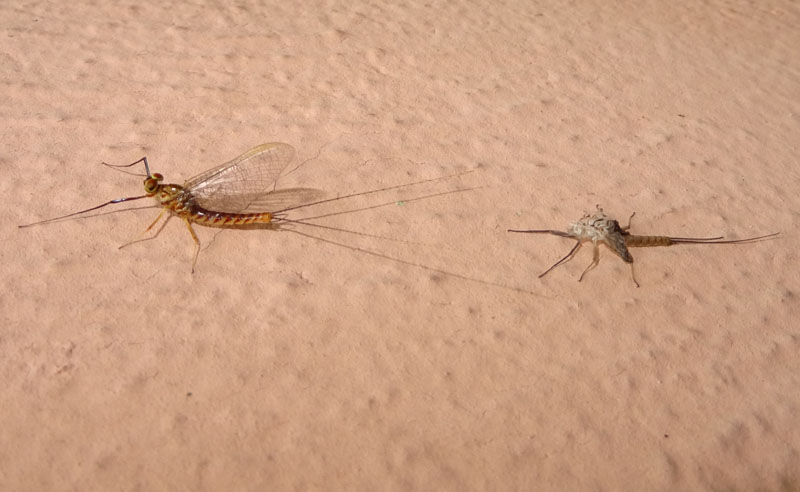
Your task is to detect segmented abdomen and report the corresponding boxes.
[186,206,272,227]
[624,235,673,247]
[162,194,274,227]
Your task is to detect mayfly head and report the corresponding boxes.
[143,173,164,195]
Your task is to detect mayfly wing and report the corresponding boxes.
[605,231,633,262]
[184,143,296,213]
[225,188,327,213]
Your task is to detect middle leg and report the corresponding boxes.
[578,242,601,282]
[120,208,171,249]
[183,217,202,273]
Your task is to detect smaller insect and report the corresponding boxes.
[508,205,779,287]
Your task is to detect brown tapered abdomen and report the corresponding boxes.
[624,235,674,247]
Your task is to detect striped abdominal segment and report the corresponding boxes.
[188,207,273,227]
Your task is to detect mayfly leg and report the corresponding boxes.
[509,207,779,287]
[539,240,581,278]
[20,142,477,274]
[18,195,151,228]
[578,243,601,282]
[182,218,202,273]
[622,212,635,231]
[103,156,151,176]
[18,156,155,229]
[118,208,172,250]
[506,228,580,278]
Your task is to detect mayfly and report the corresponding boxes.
[508,205,779,287]
[19,143,473,272]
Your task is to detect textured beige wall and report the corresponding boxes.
[2,1,798,490]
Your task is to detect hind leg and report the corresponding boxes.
[629,263,640,288]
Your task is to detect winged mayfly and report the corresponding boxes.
[20,143,474,272]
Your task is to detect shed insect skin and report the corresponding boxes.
[508,205,779,287]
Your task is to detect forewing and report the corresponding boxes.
[185,143,295,213]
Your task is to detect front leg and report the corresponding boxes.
[622,212,636,232]
[539,240,582,278]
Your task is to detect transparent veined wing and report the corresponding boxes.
[184,143,297,213]
[221,188,327,214]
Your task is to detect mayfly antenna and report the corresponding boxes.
[19,195,150,228]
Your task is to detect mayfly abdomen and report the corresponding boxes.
[624,235,673,247]
[189,206,273,227]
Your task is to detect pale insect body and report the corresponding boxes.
[509,205,779,287]
[566,208,633,262]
